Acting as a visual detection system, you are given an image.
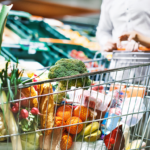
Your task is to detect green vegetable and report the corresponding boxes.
[48,58,91,103]
[0,61,24,102]
[20,112,40,132]
[21,132,41,150]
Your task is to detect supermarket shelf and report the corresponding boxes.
[3,0,100,19]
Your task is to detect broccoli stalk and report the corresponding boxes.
[48,59,91,103]
[53,82,67,103]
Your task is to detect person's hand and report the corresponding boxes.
[124,41,139,52]
[117,31,139,51]
[103,41,117,52]
[117,31,138,46]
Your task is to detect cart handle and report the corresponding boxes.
[117,46,150,51]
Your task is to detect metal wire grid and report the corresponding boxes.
[0,61,150,150]
[87,51,150,84]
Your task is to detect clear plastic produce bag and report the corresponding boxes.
[66,87,111,111]
[121,97,146,127]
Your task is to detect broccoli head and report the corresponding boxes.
[48,59,91,103]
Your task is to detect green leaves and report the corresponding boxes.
[0,61,23,102]
[20,112,40,132]
[0,4,13,52]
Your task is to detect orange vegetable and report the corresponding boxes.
[66,117,83,134]
[54,116,66,132]
[73,106,89,121]
[60,132,73,150]
[56,105,72,121]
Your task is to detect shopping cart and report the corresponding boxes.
[0,53,150,150]
[87,51,150,84]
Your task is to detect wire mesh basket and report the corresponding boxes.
[0,52,150,150]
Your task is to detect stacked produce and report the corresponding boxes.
[56,28,101,50]
[54,105,102,150]
[70,49,99,68]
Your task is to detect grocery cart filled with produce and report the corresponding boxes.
[0,4,150,150]
[0,55,150,150]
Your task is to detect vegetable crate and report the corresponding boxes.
[0,56,150,150]
[51,43,97,59]
[6,17,70,40]
[1,42,71,67]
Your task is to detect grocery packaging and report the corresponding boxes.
[126,140,146,150]
[121,97,146,127]
[78,90,111,112]
[69,141,106,150]
[39,128,62,150]
[104,125,125,150]
[101,91,121,134]
[122,86,146,98]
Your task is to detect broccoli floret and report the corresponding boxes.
[48,59,91,103]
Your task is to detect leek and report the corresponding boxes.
[0,91,22,150]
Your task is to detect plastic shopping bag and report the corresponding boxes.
[69,141,106,150]
[80,90,111,111]
[121,97,146,127]
[66,88,111,111]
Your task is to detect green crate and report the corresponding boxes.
[8,10,32,19]
[1,48,18,62]
[52,43,98,59]
[105,59,111,69]
[6,19,34,40]
[7,17,70,40]
[2,41,71,67]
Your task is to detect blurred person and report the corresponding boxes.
[96,0,150,84]
[96,0,150,52]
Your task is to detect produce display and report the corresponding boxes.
[2,27,21,44]
[56,28,101,50]
[70,49,99,68]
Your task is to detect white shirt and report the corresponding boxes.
[96,0,150,49]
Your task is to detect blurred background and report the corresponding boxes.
[1,0,102,25]
[0,0,108,70]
